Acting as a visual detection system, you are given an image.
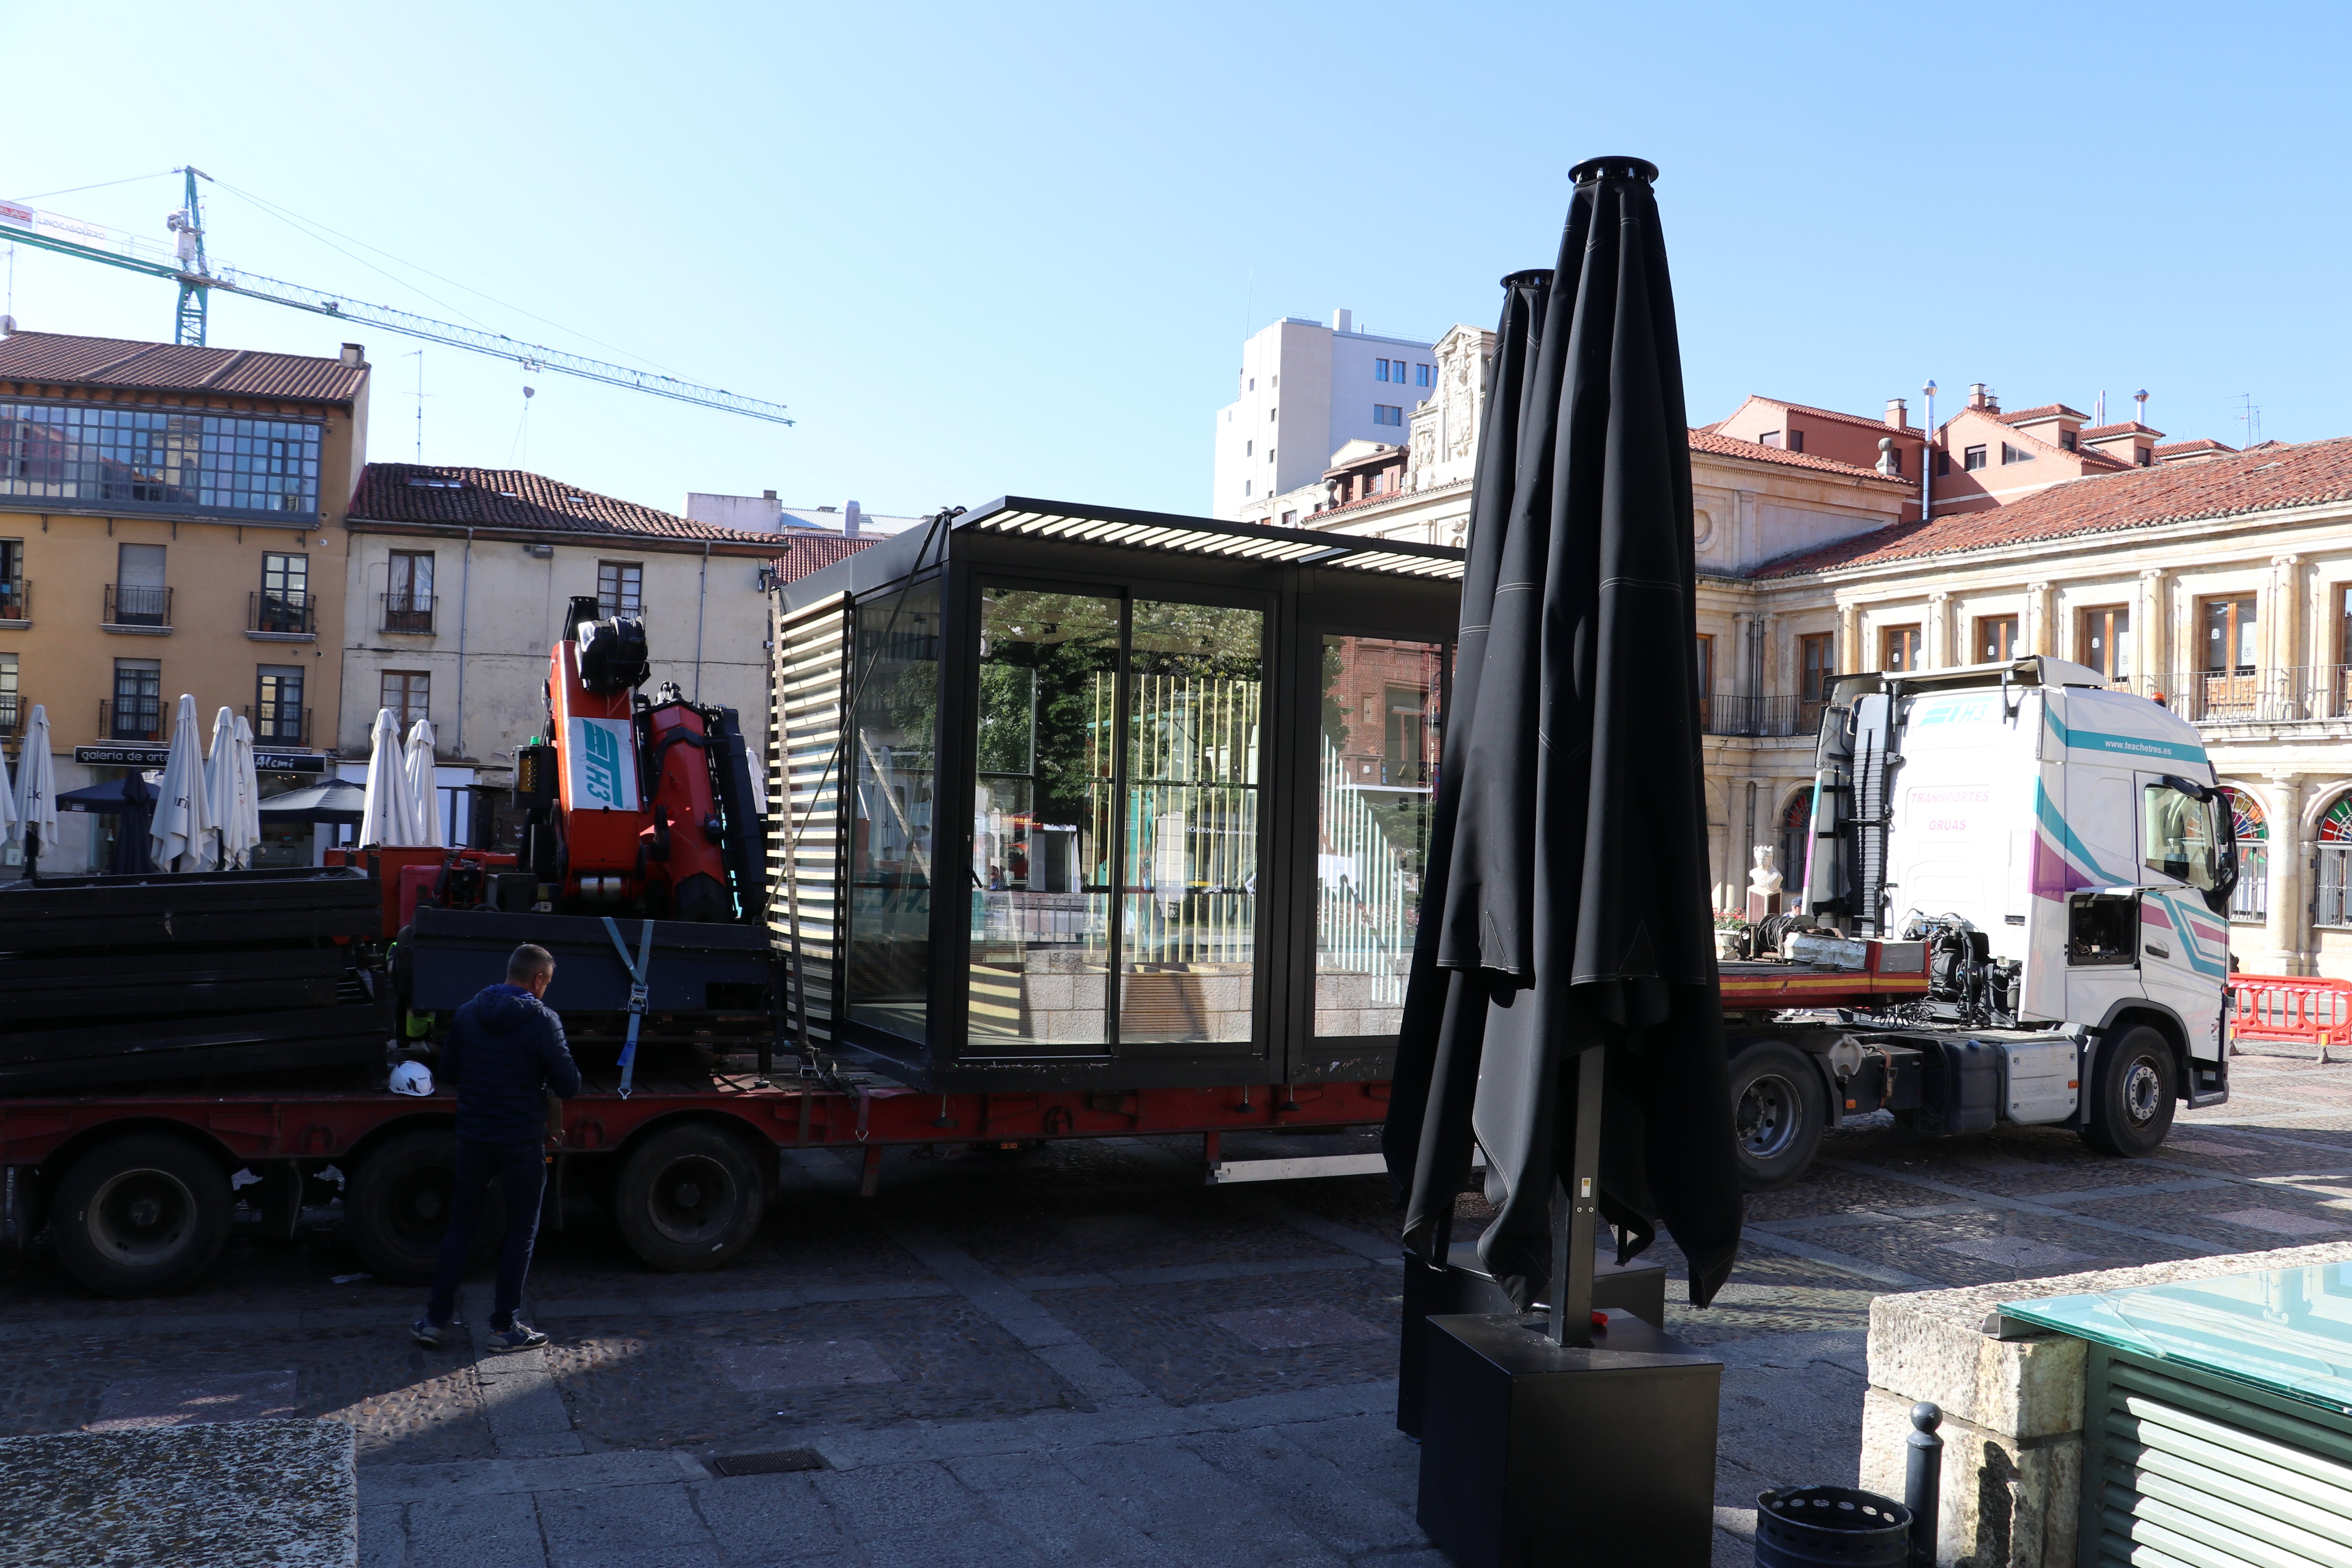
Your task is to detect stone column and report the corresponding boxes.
[2272,553,2305,715]
[2264,774,2307,975]
[1926,591,1950,670]
[2028,581,2055,658]
[1840,600,1860,675]
[2137,568,2167,692]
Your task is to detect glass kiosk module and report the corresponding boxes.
[768,497,1464,1095]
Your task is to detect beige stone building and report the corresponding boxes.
[1264,325,2352,976]
[0,329,370,871]
[337,464,785,842]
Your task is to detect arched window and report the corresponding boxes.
[1777,790,1813,902]
[2221,787,2267,921]
[2318,794,2352,927]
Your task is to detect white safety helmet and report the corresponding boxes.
[388,1061,434,1097]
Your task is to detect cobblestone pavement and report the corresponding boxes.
[5,1050,2350,1566]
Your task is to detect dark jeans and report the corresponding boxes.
[425,1139,546,1332]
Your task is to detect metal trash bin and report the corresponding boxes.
[1754,1486,1911,1567]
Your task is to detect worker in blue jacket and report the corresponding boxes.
[412,943,581,1353]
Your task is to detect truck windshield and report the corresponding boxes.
[2143,783,2218,891]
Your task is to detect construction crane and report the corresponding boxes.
[0,168,792,425]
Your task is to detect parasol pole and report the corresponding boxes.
[1547,1047,1605,1347]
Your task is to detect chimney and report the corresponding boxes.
[1967,382,1996,411]
[340,343,365,366]
[1885,397,1908,431]
[1331,309,1352,334]
[2133,388,2149,425]
[762,488,777,501]
[844,500,862,537]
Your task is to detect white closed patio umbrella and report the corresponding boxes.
[0,718,16,851]
[232,713,263,858]
[150,693,215,872]
[12,704,55,877]
[359,708,419,848]
[205,706,261,869]
[403,718,445,848]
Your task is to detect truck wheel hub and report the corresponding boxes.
[2124,1061,2162,1123]
[1736,1075,1798,1159]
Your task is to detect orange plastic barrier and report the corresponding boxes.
[2233,973,2352,1060]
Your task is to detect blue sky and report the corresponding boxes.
[4,2,2343,519]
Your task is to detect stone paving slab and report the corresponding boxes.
[0,1419,356,1567]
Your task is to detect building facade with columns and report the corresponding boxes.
[1243,331,2352,971]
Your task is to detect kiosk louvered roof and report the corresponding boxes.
[957,497,1464,580]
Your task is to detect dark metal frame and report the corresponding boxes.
[777,497,1462,1094]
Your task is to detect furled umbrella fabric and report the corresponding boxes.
[231,714,263,857]
[359,708,420,848]
[204,707,260,869]
[112,770,157,874]
[12,704,57,875]
[1383,160,1743,1310]
[150,694,216,873]
[0,723,15,846]
[403,719,445,849]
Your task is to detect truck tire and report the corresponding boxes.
[51,1134,231,1298]
[613,1124,765,1272]
[345,1129,504,1284]
[2081,1026,2177,1158]
[1727,1042,1828,1192]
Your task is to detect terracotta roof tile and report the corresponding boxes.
[1746,397,1922,438]
[2079,421,2163,439]
[1687,428,1909,482]
[2156,438,2237,457]
[1994,403,2088,425]
[350,464,779,548]
[770,532,879,581]
[1752,437,2352,578]
[0,330,367,403]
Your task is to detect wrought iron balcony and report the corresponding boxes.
[250,589,317,637]
[2144,668,2352,726]
[1699,692,1808,738]
[244,702,312,745]
[100,696,162,742]
[104,583,172,629]
[0,690,18,737]
[0,578,27,622]
[380,591,436,635]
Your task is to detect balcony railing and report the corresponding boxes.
[0,691,18,737]
[381,591,436,634]
[104,583,172,629]
[0,578,27,622]
[2143,668,2352,725]
[1700,692,1809,738]
[243,702,312,746]
[250,589,317,636]
[100,696,162,742]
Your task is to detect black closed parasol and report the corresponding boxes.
[1383,157,1742,1330]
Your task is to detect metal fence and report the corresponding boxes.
[2141,668,2352,725]
[0,578,26,621]
[1700,692,1809,738]
[103,583,171,628]
[100,696,161,742]
[1314,730,1420,1014]
[250,589,316,636]
[380,591,436,634]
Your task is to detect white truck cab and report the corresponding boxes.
[1726,656,2236,1188]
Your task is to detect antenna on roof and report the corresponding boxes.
[2236,393,2261,447]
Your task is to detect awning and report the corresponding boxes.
[955,497,1465,581]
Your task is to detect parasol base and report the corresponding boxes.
[1396,1243,1669,1439]
[1417,1309,1720,1568]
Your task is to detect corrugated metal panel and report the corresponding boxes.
[955,499,1465,581]
[768,592,849,1051]
[2093,1358,2352,1566]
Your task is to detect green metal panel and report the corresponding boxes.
[2084,1346,2352,1566]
